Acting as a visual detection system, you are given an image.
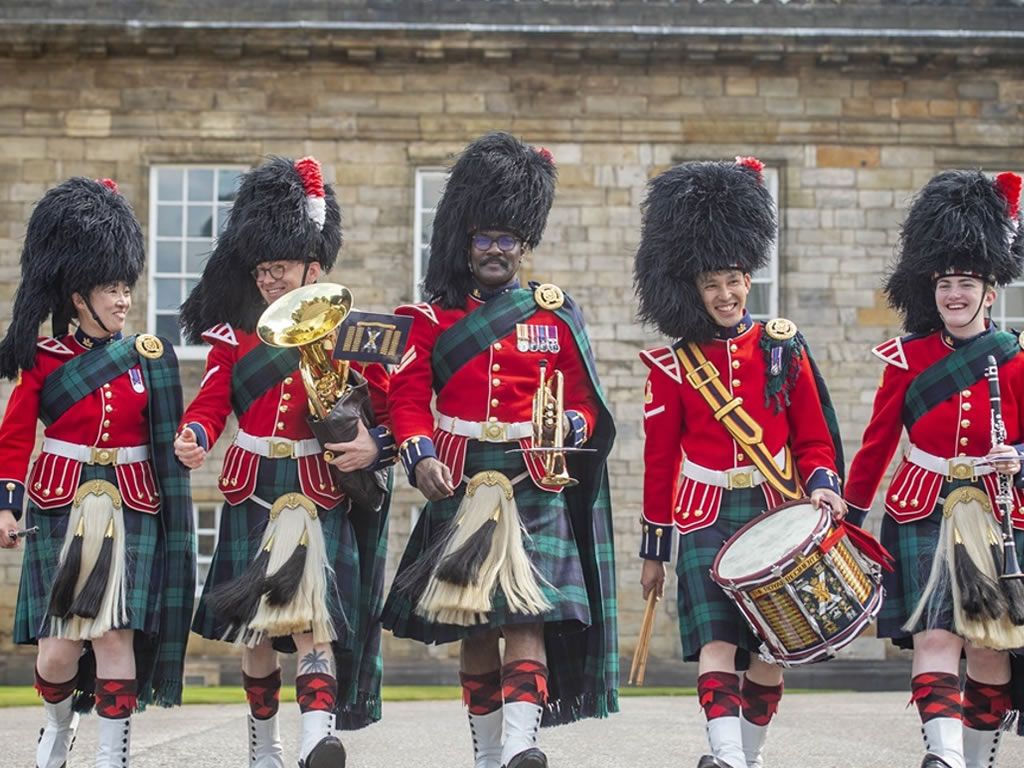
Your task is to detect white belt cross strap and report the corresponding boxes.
[436,413,533,443]
[906,444,995,481]
[234,429,321,459]
[41,437,150,466]
[681,447,789,491]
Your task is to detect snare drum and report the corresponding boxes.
[710,500,882,667]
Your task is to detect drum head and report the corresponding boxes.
[715,501,825,581]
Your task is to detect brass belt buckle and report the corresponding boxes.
[947,458,976,481]
[90,446,119,466]
[726,467,754,490]
[481,421,507,442]
[268,439,296,459]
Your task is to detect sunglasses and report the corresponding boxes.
[471,233,520,252]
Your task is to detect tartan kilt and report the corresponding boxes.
[382,440,590,645]
[675,486,768,663]
[191,457,360,653]
[13,464,163,644]
[878,478,1024,649]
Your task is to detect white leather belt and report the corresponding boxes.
[234,430,321,459]
[907,444,994,481]
[436,413,533,443]
[681,447,788,490]
[42,437,149,466]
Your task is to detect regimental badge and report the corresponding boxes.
[516,324,559,353]
[333,310,412,365]
[135,334,164,359]
[534,283,565,311]
[764,317,797,341]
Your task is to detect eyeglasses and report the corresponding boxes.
[251,263,289,281]
[471,233,520,252]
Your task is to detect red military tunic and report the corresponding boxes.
[846,329,1024,529]
[0,333,159,517]
[388,293,598,490]
[639,316,840,560]
[180,323,392,510]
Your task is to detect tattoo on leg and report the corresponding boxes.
[299,648,332,675]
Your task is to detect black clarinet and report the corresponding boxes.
[985,354,1024,580]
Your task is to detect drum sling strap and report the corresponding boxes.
[676,342,801,500]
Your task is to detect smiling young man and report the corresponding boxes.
[173,156,395,768]
[381,132,619,768]
[633,158,845,768]
[844,170,1024,768]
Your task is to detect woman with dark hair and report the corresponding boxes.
[0,177,195,768]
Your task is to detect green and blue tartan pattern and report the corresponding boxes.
[30,336,195,709]
[675,486,767,662]
[382,443,591,640]
[14,464,162,644]
[192,457,387,729]
[878,477,1024,648]
[902,329,1018,427]
[417,288,619,726]
[230,344,301,417]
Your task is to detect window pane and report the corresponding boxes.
[156,241,180,273]
[188,169,214,202]
[157,168,183,201]
[421,173,445,208]
[188,205,214,237]
[155,278,180,310]
[999,286,1024,325]
[198,507,216,530]
[217,204,232,235]
[747,282,772,319]
[186,240,211,273]
[156,205,182,237]
[155,315,181,344]
[218,170,241,202]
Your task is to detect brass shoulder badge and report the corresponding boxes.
[764,318,797,341]
[135,334,164,360]
[534,283,565,311]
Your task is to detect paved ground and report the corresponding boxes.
[9,693,1024,767]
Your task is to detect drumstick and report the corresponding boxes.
[629,591,659,686]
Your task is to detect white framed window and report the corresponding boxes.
[748,167,780,321]
[994,281,1024,330]
[412,168,446,301]
[193,502,223,595]
[148,166,245,358]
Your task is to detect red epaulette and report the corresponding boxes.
[639,345,682,383]
[871,336,909,370]
[36,337,74,356]
[395,303,439,325]
[201,323,239,347]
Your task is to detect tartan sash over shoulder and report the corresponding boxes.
[231,344,300,416]
[37,335,195,708]
[431,287,620,724]
[902,330,1020,427]
[431,288,537,392]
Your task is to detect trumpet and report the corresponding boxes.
[257,283,353,420]
[532,360,576,487]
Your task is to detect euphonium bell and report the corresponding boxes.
[257,282,353,420]
[532,360,576,487]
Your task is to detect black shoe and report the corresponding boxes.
[302,735,346,768]
[920,755,954,768]
[505,748,548,768]
[696,756,732,768]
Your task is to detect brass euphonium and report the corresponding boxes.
[257,282,386,511]
[532,360,576,487]
[257,282,353,420]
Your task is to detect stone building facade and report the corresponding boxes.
[0,1,1022,684]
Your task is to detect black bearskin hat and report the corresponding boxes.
[179,155,342,342]
[423,131,557,309]
[886,169,1024,334]
[634,157,776,343]
[0,177,144,380]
